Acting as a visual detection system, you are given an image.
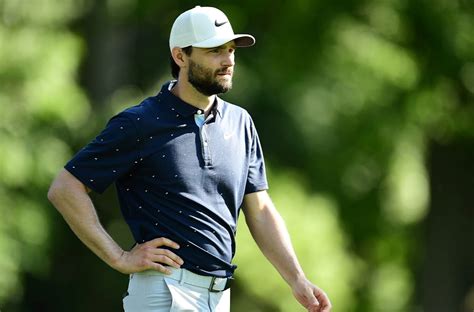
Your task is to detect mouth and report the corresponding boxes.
[216,70,233,77]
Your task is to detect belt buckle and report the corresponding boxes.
[208,276,223,293]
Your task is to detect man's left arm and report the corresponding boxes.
[242,190,332,312]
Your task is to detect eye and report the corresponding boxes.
[210,48,220,54]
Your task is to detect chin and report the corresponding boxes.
[220,78,233,87]
[221,84,232,92]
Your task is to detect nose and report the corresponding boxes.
[221,49,235,67]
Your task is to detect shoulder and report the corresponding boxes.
[96,96,161,141]
[109,95,165,127]
[219,99,260,140]
[120,96,159,119]
[219,99,253,122]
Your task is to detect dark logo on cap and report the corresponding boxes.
[215,20,228,27]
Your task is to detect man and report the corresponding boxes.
[48,6,331,312]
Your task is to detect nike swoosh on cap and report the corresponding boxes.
[215,20,228,27]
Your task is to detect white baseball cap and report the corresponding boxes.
[169,6,255,52]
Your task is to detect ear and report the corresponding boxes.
[171,47,187,69]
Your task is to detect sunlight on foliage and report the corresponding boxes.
[0,0,91,26]
[0,0,90,307]
[363,2,406,40]
[335,18,419,90]
[0,191,22,304]
[383,128,429,225]
[369,262,413,311]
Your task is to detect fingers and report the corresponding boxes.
[292,280,331,312]
[306,296,320,312]
[149,262,173,275]
[148,248,184,268]
[136,238,184,273]
[313,287,332,312]
[321,305,332,312]
[147,237,180,249]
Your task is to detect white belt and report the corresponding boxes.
[137,267,231,292]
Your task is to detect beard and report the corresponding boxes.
[188,60,233,96]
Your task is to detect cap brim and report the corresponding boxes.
[192,34,255,48]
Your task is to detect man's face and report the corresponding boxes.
[186,41,236,96]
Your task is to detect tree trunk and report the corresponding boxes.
[421,139,474,312]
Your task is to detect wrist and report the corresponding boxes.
[286,271,307,288]
[109,249,126,272]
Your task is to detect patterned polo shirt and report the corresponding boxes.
[65,81,268,277]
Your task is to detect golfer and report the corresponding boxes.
[48,6,331,312]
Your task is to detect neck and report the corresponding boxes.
[171,79,216,114]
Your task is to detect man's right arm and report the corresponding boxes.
[47,168,183,274]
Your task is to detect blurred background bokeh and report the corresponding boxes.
[1,0,473,311]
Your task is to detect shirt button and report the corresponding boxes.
[197,110,202,114]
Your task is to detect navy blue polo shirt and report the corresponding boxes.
[65,81,268,277]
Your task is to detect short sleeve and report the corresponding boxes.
[65,112,141,194]
[245,120,268,194]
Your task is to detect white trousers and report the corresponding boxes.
[123,269,230,312]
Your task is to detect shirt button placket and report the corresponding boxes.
[200,125,212,166]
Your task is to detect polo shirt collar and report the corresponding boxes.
[160,81,223,118]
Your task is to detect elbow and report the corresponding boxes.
[47,170,89,207]
[47,169,74,204]
[47,181,61,204]
[47,172,69,205]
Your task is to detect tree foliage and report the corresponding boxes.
[1,0,473,311]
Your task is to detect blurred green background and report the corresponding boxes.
[1,0,473,311]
